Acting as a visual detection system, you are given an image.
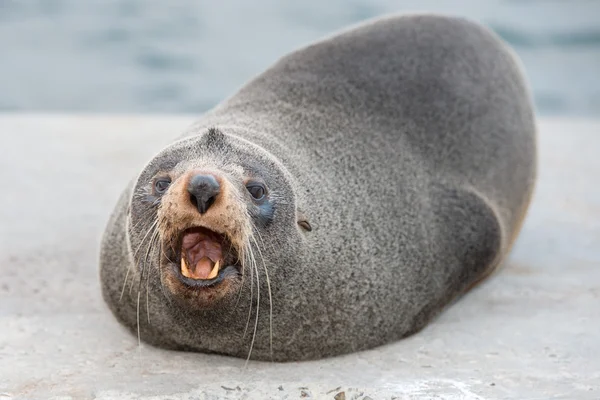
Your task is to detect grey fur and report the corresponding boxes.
[100,14,537,361]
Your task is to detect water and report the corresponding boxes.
[0,0,599,116]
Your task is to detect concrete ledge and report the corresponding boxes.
[1,115,599,399]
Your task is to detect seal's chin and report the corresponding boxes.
[162,227,242,303]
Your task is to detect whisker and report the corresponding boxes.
[251,230,273,361]
[134,217,159,356]
[157,235,175,304]
[242,245,254,339]
[146,276,151,324]
[244,242,260,366]
[231,241,245,308]
[232,243,248,315]
[146,228,161,325]
[136,287,142,350]
[129,206,158,232]
[120,214,157,300]
[119,265,132,302]
[129,218,159,294]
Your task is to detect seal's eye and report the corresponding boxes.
[154,177,171,195]
[246,183,266,201]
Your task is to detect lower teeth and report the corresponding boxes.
[180,257,221,280]
[207,260,220,279]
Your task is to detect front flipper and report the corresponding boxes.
[429,182,505,296]
[405,182,505,337]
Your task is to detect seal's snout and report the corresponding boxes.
[155,166,249,306]
[188,174,221,214]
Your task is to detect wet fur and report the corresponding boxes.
[100,14,537,361]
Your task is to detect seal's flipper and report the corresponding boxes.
[429,183,504,295]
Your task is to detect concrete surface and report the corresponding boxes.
[0,115,598,400]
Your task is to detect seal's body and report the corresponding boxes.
[100,14,536,361]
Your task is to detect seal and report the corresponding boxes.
[100,14,537,362]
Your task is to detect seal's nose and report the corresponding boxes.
[188,174,220,214]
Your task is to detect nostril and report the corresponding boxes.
[189,193,198,209]
[188,174,221,214]
[190,192,216,211]
[204,195,216,210]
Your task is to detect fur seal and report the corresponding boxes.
[100,14,537,362]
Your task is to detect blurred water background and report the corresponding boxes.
[0,0,598,116]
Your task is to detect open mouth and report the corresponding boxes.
[169,227,241,287]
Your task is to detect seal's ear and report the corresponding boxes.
[297,211,312,232]
[429,183,504,293]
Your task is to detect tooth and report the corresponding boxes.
[207,260,220,280]
[181,257,192,278]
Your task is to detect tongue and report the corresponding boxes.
[194,257,215,279]
[180,229,223,280]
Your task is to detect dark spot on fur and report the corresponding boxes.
[200,127,228,151]
[253,200,275,228]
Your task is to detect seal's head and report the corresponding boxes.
[127,127,304,311]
